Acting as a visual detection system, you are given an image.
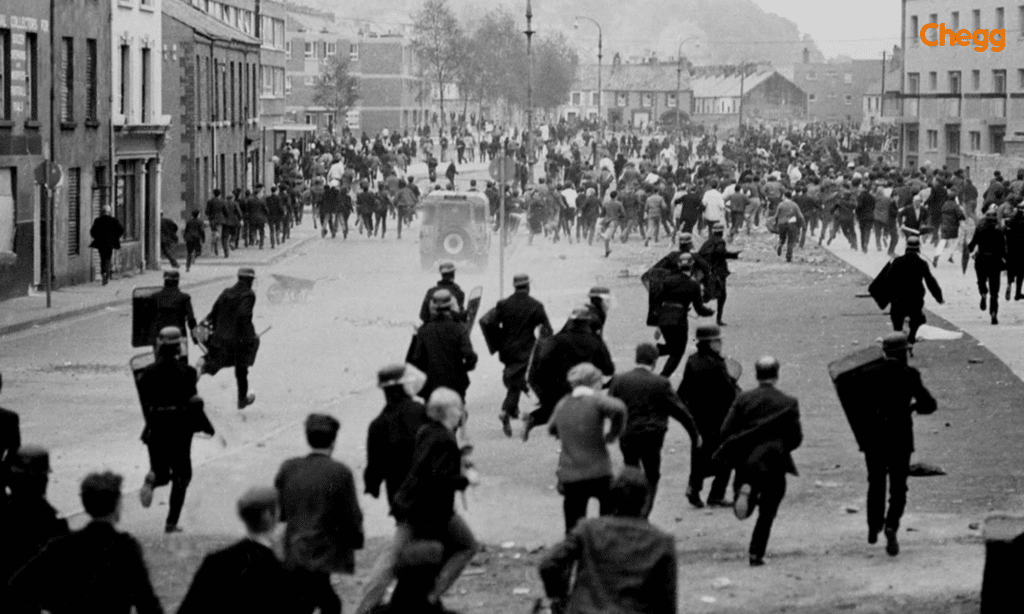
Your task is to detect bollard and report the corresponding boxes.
[981,513,1024,613]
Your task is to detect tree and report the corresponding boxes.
[411,0,464,129]
[533,33,578,112]
[313,55,359,132]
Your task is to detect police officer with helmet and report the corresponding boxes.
[138,326,214,533]
[198,267,260,409]
[148,270,198,347]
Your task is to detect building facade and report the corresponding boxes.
[690,68,806,130]
[792,55,882,124]
[283,5,351,134]
[113,0,169,274]
[900,0,1018,170]
[562,60,693,131]
[162,0,261,225]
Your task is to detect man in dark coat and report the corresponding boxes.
[224,193,243,251]
[266,186,286,248]
[419,262,466,323]
[485,274,553,437]
[199,268,259,409]
[855,333,936,556]
[177,487,297,614]
[407,289,477,402]
[356,365,431,614]
[1004,202,1024,300]
[183,210,205,272]
[0,372,19,508]
[137,327,214,533]
[854,180,876,253]
[89,205,124,285]
[697,224,740,326]
[357,180,378,236]
[392,389,478,611]
[147,270,197,347]
[677,324,738,508]
[160,215,180,269]
[249,189,269,249]
[714,356,803,566]
[8,471,164,614]
[649,253,714,378]
[525,306,616,441]
[204,189,227,256]
[880,234,943,345]
[969,208,1007,325]
[320,181,341,238]
[609,344,701,517]
[275,414,364,614]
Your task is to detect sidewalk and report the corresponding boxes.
[822,235,1024,380]
[0,222,319,339]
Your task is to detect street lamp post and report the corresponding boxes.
[574,16,602,142]
[675,37,698,147]
[525,0,535,176]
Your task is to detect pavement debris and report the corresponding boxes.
[845,506,861,514]
[712,577,732,589]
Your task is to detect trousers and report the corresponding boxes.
[560,475,611,534]
[620,431,666,517]
[976,256,1003,315]
[777,222,800,261]
[736,469,787,558]
[146,432,193,527]
[657,325,688,378]
[865,450,911,534]
[889,301,926,344]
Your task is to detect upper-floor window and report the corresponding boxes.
[305,42,313,58]
[907,72,920,95]
[327,42,337,57]
[642,92,653,107]
[952,11,959,30]
[86,39,98,121]
[973,69,981,90]
[805,70,816,80]
[349,43,359,60]
[994,69,1007,94]
[927,14,938,41]
[996,7,1005,29]
[616,92,627,107]
[286,41,291,59]
[592,91,600,106]
[928,71,937,91]
[0,29,9,120]
[910,16,919,43]
[973,9,981,30]
[949,71,961,94]
[61,38,75,123]
[844,73,852,84]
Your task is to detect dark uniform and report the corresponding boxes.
[0,400,19,509]
[857,333,936,556]
[205,191,227,256]
[419,266,466,323]
[1005,205,1024,300]
[486,275,553,432]
[677,325,738,507]
[969,211,1007,324]
[183,213,205,272]
[138,328,214,532]
[407,290,477,402]
[883,235,943,344]
[649,255,714,378]
[696,227,740,325]
[147,271,197,347]
[200,269,259,409]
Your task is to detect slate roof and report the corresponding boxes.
[690,70,780,98]
[164,0,260,45]
[574,63,689,93]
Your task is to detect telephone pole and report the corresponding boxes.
[524,0,535,177]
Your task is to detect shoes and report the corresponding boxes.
[717,321,727,327]
[992,314,999,325]
[734,484,754,520]
[685,487,705,509]
[980,296,987,311]
[932,256,939,268]
[605,246,612,258]
[776,243,783,256]
[139,473,156,508]
[1016,294,1024,301]
[749,554,765,567]
[164,524,183,534]
[238,392,256,410]
[521,414,535,442]
[707,498,733,509]
[1006,288,1012,301]
[884,528,899,556]
[500,413,513,438]
[868,528,879,544]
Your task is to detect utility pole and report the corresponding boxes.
[524,0,535,179]
[737,62,749,137]
[47,0,56,307]
[574,16,603,143]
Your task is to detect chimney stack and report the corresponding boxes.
[802,47,810,64]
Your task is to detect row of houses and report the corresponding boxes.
[0,0,425,302]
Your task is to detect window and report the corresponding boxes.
[25,33,37,121]
[212,60,219,120]
[67,168,81,256]
[906,126,919,153]
[114,161,138,241]
[973,9,981,30]
[229,60,235,122]
[285,41,291,59]
[952,11,960,30]
[592,91,600,106]
[141,0,153,7]
[950,71,961,94]
[1019,69,1024,89]
[997,7,1005,29]
[970,130,982,151]
[1020,6,1024,33]
[141,47,151,122]
[910,16,919,43]
[119,44,130,116]
[928,14,938,41]
[285,75,292,95]
[305,42,313,58]
[929,71,937,90]
[972,69,981,90]
[642,92,653,107]
[61,38,74,123]
[844,94,853,105]
[991,126,1005,154]
[305,114,312,124]
[616,92,627,107]
[571,92,581,105]
[844,73,852,84]
[805,70,816,80]
[86,39,98,121]
[327,42,337,57]
[808,93,817,102]
[304,75,317,86]
[995,70,1007,94]
[907,72,920,95]
[0,29,8,119]
[667,92,678,107]
[349,43,359,60]
[927,129,938,150]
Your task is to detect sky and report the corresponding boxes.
[753,0,902,59]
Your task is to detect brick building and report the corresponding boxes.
[284,5,352,133]
[899,0,1019,170]
[0,1,113,300]
[162,0,261,224]
[790,51,881,125]
[562,60,693,131]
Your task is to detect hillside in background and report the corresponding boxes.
[286,0,825,66]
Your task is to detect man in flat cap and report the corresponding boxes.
[199,268,259,409]
[696,223,740,326]
[137,327,214,533]
[649,253,714,378]
[408,289,478,403]
[275,414,364,614]
[419,262,466,323]
[854,333,936,557]
[968,207,1006,325]
[714,357,802,566]
[879,234,943,347]
[147,270,198,348]
[178,487,296,613]
[484,274,553,437]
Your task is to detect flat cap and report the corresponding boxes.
[238,267,256,278]
[882,332,910,353]
[439,262,456,274]
[431,288,453,307]
[11,445,51,475]
[905,235,921,250]
[377,363,407,388]
[163,270,180,281]
[158,326,183,346]
[695,324,722,342]
[588,286,610,297]
[236,486,278,516]
[711,223,725,235]
[678,232,694,246]
[570,304,593,320]
[677,253,694,270]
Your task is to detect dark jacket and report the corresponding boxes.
[147,286,197,345]
[1006,210,1024,263]
[407,314,477,398]
[89,215,125,250]
[205,197,227,226]
[160,218,179,244]
[855,191,876,223]
[714,383,803,476]
[532,322,615,405]
[0,492,69,595]
[491,291,552,365]
[274,453,364,574]
[418,279,466,323]
[855,359,936,453]
[183,218,205,243]
[136,357,213,443]
[697,235,739,282]
[887,253,943,308]
[677,349,738,446]
[0,406,18,503]
[363,394,429,511]
[8,521,164,614]
[609,367,698,440]
[223,200,242,227]
[204,282,258,369]
[969,218,1006,260]
[392,420,469,537]
[249,197,269,225]
[650,270,713,327]
[539,516,678,614]
[177,539,297,614]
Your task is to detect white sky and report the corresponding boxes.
[752,0,902,59]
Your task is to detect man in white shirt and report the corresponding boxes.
[701,180,726,234]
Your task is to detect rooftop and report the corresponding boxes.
[165,0,261,44]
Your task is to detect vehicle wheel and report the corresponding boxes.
[439,229,471,259]
[267,283,285,304]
